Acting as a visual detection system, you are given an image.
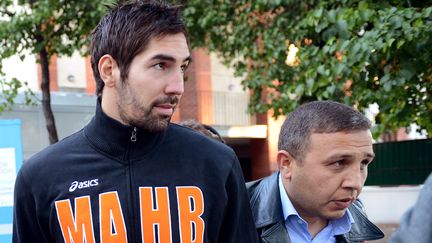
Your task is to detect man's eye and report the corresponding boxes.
[360,160,370,170]
[180,64,188,73]
[332,160,344,167]
[154,63,165,70]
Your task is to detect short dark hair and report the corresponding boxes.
[179,119,225,143]
[278,100,371,161]
[90,0,189,98]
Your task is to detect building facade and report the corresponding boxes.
[1,49,282,181]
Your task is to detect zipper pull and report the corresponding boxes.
[130,127,137,142]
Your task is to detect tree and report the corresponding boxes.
[0,0,111,144]
[183,0,432,138]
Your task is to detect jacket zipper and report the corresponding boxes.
[127,127,138,241]
[130,127,137,142]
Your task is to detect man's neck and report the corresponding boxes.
[101,94,126,125]
[304,216,328,238]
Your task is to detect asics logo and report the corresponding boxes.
[69,179,99,192]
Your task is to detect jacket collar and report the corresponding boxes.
[249,172,284,228]
[248,173,290,243]
[84,99,165,162]
[342,200,385,241]
[248,172,384,242]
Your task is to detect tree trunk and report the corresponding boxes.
[39,48,59,144]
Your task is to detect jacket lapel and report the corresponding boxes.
[261,221,290,243]
[338,200,385,242]
[248,173,290,243]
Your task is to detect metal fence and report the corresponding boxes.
[212,91,252,126]
[366,139,432,186]
[197,90,252,126]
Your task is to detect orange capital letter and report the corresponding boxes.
[176,186,204,243]
[139,187,172,243]
[100,191,127,243]
[55,196,95,243]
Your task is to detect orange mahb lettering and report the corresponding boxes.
[139,187,172,243]
[176,186,204,243]
[55,196,95,243]
[100,192,127,243]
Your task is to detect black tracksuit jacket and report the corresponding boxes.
[13,103,258,243]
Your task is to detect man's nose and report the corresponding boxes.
[342,165,365,195]
[165,69,184,95]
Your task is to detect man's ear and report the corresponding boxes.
[98,54,119,88]
[277,150,295,180]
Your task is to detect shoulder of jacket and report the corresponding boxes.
[246,173,275,196]
[23,130,85,170]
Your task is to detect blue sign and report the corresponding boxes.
[0,119,22,243]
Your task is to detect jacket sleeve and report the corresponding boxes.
[389,173,432,243]
[217,157,259,243]
[13,168,46,243]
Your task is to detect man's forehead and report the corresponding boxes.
[309,130,373,140]
[142,34,190,61]
[136,34,191,63]
[307,131,373,151]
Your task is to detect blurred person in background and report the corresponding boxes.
[178,119,225,143]
[389,173,432,243]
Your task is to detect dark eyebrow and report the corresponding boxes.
[327,152,375,162]
[366,152,375,159]
[150,54,192,63]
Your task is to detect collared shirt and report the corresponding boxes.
[278,174,354,243]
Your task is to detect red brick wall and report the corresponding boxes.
[250,113,272,180]
[178,48,213,124]
[85,56,96,95]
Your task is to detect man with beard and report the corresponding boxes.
[12,1,258,243]
[247,101,384,242]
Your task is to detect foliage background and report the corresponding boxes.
[182,0,432,138]
[1,0,431,140]
[0,0,111,143]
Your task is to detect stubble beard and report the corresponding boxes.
[117,82,178,132]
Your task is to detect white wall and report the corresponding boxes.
[210,53,251,126]
[2,54,38,91]
[57,52,87,89]
[210,53,244,92]
[359,186,421,223]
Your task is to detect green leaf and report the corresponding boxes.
[399,69,414,80]
[313,8,323,18]
[423,7,432,18]
[295,84,304,97]
[339,40,349,52]
[327,10,337,23]
[397,40,405,49]
[317,65,326,75]
[389,15,402,29]
[306,78,314,90]
[358,1,368,10]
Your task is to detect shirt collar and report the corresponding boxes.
[331,205,355,235]
[278,173,298,220]
[278,173,355,234]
